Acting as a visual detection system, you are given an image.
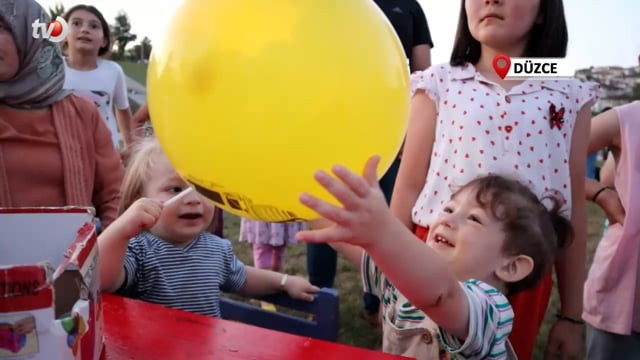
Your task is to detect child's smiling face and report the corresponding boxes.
[426,186,511,285]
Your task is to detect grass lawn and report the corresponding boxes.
[117,61,148,85]
[118,61,148,113]
[224,202,607,357]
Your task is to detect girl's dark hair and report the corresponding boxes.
[450,0,568,66]
[63,5,111,56]
[454,175,573,295]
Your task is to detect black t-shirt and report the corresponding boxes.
[373,0,434,62]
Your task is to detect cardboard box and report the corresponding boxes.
[0,208,102,360]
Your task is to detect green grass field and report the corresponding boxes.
[117,61,148,85]
[118,61,148,113]
[223,203,607,358]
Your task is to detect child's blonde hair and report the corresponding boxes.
[118,137,166,215]
[118,137,222,234]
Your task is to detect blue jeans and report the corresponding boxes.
[306,243,337,289]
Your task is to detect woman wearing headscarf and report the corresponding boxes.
[0,0,123,227]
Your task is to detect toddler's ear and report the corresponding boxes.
[495,255,533,284]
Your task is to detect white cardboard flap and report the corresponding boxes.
[0,208,95,268]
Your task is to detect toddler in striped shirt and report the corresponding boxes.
[98,138,318,317]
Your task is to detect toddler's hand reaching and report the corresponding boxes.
[283,275,320,302]
[295,156,395,248]
[115,198,163,240]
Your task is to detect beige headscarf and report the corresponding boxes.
[0,0,69,108]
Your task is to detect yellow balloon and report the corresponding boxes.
[148,0,410,222]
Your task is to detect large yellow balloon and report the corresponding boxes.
[148,0,410,222]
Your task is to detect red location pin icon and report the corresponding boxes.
[48,20,64,37]
[492,54,511,79]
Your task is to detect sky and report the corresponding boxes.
[37,0,640,70]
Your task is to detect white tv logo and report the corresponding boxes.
[31,17,69,43]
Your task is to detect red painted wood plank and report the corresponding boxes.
[101,294,408,360]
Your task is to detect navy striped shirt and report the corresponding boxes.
[117,231,247,317]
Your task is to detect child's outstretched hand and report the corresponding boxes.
[114,198,163,240]
[295,156,394,248]
[282,275,320,302]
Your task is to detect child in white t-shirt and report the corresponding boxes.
[62,5,133,150]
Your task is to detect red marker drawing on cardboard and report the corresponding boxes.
[492,54,511,79]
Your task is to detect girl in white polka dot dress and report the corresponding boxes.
[391,0,599,359]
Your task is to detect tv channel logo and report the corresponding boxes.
[32,16,69,43]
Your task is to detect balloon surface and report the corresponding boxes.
[148,0,410,221]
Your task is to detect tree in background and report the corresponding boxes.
[632,84,640,101]
[631,53,640,100]
[126,36,152,62]
[48,2,66,19]
[111,11,137,60]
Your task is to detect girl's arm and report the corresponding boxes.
[389,92,437,228]
[585,177,609,200]
[89,103,125,228]
[331,243,363,267]
[585,177,625,225]
[131,104,150,140]
[116,107,134,147]
[556,102,593,320]
[599,156,616,188]
[586,109,624,224]
[586,109,622,190]
[588,108,621,154]
[113,64,134,146]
